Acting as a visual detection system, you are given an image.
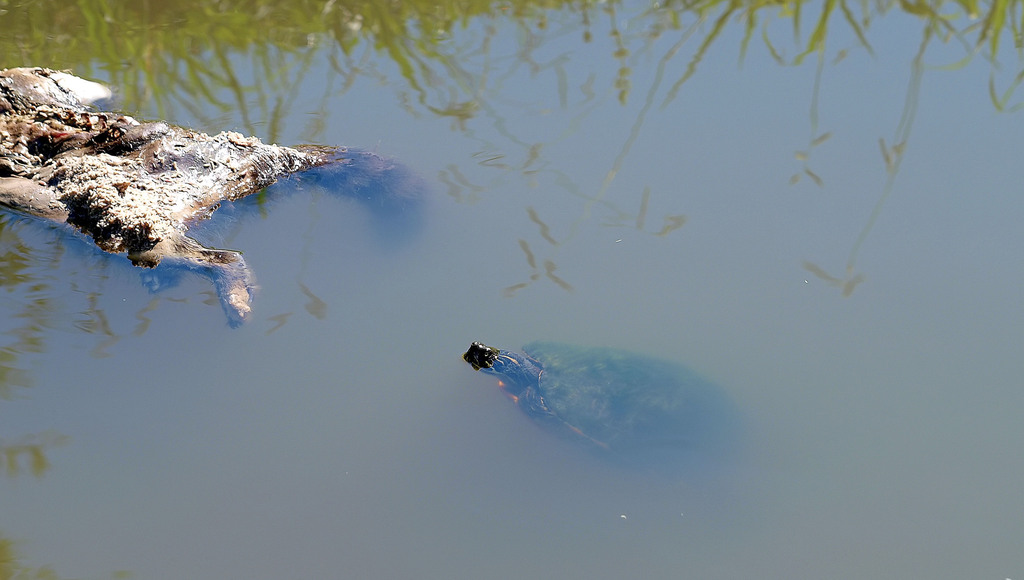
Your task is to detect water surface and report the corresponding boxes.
[2,1,1023,578]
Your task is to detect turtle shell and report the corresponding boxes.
[522,341,735,454]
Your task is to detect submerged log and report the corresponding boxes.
[0,67,347,324]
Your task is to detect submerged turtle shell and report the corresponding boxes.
[521,341,734,453]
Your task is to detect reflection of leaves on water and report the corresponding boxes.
[439,165,486,204]
[790,52,831,187]
[823,25,924,295]
[0,287,51,397]
[635,187,650,230]
[0,351,33,399]
[803,261,865,297]
[526,207,558,245]
[632,187,688,237]
[790,165,824,187]
[529,15,701,275]
[504,240,539,297]
[0,430,68,479]
[4,0,1023,141]
[133,298,161,337]
[659,11,717,109]
[502,281,531,297]
[74,293,119,359]
[792,16,933,297]
[503,239,575,297]
[130,296,195,338]
[654,214,688,237]
[0,528,124,579]
[266,312,292,335]
[604,3,632,105]
[1,218,55,396]
[523,144,542,170]
[474,150,512,170]
[250,285,326,333]
[597,188,688,238]
[544,260,573,291]
[429,100,480,131]
[200,289,220,308]
[2,214,206,361]
[5,0,1013,306]
[792,131,832,187]
[506,188,686,295]
[0,226,74,491]
[811,132,833,147]
[519,238,538,270]
[878,138,906,174]
[299,282,328,320]
[988,72,1024,112]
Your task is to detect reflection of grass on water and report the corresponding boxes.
[0,535,57,580]
[5,0,1023,121]
[0,218,69,484]
[1,0,1023,295]
[0,217,53,400]
[0,221,107,578]
[0,532,127,580]
[0,431,67,479]
[0,216,149,395]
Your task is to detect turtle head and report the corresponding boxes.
[463,342,542,399]
[463,342,500,371]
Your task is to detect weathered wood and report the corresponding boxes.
[0,67,341,324]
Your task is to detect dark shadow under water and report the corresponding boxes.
[277,148,428,250]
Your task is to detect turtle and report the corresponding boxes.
[462,341,738,460]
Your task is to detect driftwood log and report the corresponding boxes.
[0,67,350,324]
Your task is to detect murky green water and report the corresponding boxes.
[3,1,1024,578]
